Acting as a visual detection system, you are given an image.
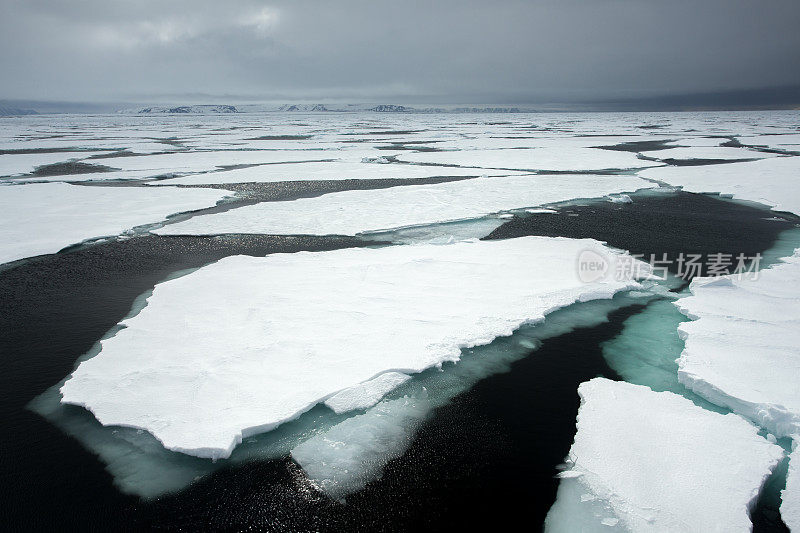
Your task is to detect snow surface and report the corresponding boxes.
[0,182,230,265]
[324,372,412,414]
[545,378,784,533]
[60,237,648,459]
[638,156,800,216]
[674,251,800,438]
[154,174,652,237]
[784,445,800,532]
[395,147,652,171]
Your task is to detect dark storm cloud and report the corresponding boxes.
[1,0,799,104]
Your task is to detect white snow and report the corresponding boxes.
[674,251,800,438]
[324,372,412,414]
[784,445,800,532]
[154,174,652,237]
[638,156,800,216]
[395,147,652,171]
[545,378,784,533]
[60,237,648,459]
[157,160,520,185]
[0,182,230,265]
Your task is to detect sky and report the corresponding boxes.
[1,0,799,106]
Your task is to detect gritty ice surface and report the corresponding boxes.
[158,159,520,185]
[0,151,108,176]
[639,156,800,216]
[155,174,652,237]
[546,378,784,533]
[60,237,647,459]
[0,182,230,265]
[324,372,412,414]
[395,147,652,171]
[784,445,800,532]
[674,250,800,438]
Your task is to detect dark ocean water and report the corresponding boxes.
[0,191,795,531]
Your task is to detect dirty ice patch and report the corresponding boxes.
[545,378,783,533]
[155,174,652,237]
[0,182,230,265]
[60,237,648,460]
[395,147,653,171]
[0,151,109,176]
[674,250,800,438]
[638,156,800,216]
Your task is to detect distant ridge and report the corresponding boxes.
[136,105,238,114]
[0,105,37,116]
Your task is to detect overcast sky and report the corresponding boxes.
[1,0,799,104]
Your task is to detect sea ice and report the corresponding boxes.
[324,372,412,414]
[638,156,800,216]
[645,146,773,161]
[545,378,784,532]
[157,159,520,185]
[784,445,800,531]
[60,237,648,459]
[674,251,800,438]
[154,174,652,237]
[0,182,230,265]
[0,151,108,176]
[395,147,652,171]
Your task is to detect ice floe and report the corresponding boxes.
[545,378,784,532]
[395,147,652,171]
[157,160,520,185]
[155,174,652,237]
[784,445,800,531]
[0,182,230,265]
[674,250,800,438]
[324,372,412,414]
[639,156,800,216]
[646,146,773,161]
[60,237,649,459]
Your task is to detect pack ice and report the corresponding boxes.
[60,237,648,459]
[0,182,229,265]
[674,251,800,438]
[154,174,651,237]
[545,378,783,533]
[639,156,800,215]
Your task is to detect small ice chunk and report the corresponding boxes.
[606,194,632,204]
[545,378,784,532]
[324,372,411,414]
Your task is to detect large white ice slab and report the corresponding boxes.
[639,156,800,216]
[0,183,230,265]
[647,146,774,161]
[60,237,648,459]
[545,378,783,533]
[674,251,800,438]
[395,147,652,171]
[157,160,520,185]
[784,445,800,532]
[154,174,651,237]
